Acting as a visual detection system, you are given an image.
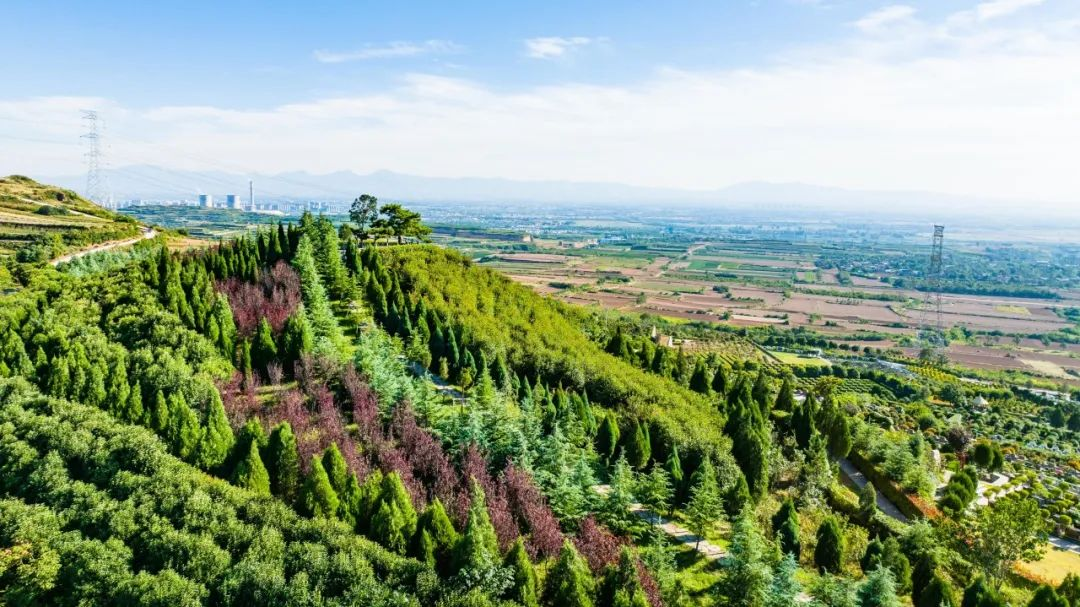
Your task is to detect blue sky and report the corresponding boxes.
[2,0,1079,207]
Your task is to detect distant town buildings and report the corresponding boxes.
[198,194,213,208]
[226,194,242,210]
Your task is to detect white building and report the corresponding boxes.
[198,194,213,208]
[226,194,242,210]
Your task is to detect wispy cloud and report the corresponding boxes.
[948,0,1045,26]
[853,5,917,33]
[523,36,601,59]
[313,40,461,63]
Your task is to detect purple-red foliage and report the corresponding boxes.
[456,444,496,525]
[574,516,624,574]
[375,443,424,508]
[501,465,564,558]
[487,481,520,553]
[219,372,260,428]
[389,405,459,509]
[216,261,301,336]
[342,366,380,442]
[635,557,664,607]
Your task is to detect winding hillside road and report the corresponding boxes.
[50,227,157,266]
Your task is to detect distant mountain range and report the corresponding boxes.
[43,165,1076,222]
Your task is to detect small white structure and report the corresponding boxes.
[973,396,989,408]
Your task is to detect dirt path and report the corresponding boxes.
[50,227,157,266]
[407,361,466,401]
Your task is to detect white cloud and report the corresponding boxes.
[975,0,1045,21]
[2,6,1079,212]
[313,40,461,63]
[853,5,917,33]
[523,36,598,59]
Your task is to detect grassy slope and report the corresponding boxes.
[0,175,139,258]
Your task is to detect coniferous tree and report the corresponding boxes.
[373,472,418,554]
[197,391,235,469]
[251,317,278,375]
[281,307,314,367]
[602,547,649,607]
[168,393,201,462]
[321,443,349,495]
[666,445,685,510]
[597,414,620,464]
[267,421,301,503]
[638,464,673,525]
[414,498,458,575]
[857,566,901,607]
[624,420,651,469]
[814,516,845,574]
[774,375,796,412]
[603,454,636,530]
[723,506,772,607]
[1026,586,1068,607]
[300,458,339,519]
[504,537,539,607]
[544,540,596,607]
[772,499,801,557]
[1057,574,1080,607]
[689,359,712,395]
[123,380,144,425]
[711,364,729,396]
[233,440,271,495]
[686,457,724,549]
[338,473,362,528]
[151,389,169,433]
[769,552,802,607]
[291,234,344,353]
[454,479,500,572]
[917,574,956,607]
[961,577,1005,607]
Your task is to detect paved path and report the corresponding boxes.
[836,457,909,523]
[407,361,466,401]
[50,227,157,266]
[593,484,728,560]
[1051,535,1080,555]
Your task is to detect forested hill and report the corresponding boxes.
[0,175,140,267]
[374,245,726,454]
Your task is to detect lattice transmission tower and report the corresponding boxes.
[81,110,113,209]
[918,225,945,354]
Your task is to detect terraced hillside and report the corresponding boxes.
[0,175,140,264]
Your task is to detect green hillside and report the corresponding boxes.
[0,175,139,263]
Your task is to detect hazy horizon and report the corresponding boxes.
[3,0,1079,214]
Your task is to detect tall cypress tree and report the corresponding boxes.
[814,516,845,574]
[454,480,500,572]
[197,390,235,469]
[321,443,349,495]
[544,540,596,607]
[267,422,301,503]
[504,537,539,607]
[233,441,271,495]
[299,458,339,519]
[251,318,278,375]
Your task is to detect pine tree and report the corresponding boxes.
[686,457,724,550]
[197,390,235,469]
[961,577,1004,607]
[338,473,362,528]
[252,317,278,375]
[372,472,417,554]
[772,499,801,557]
[624,420,651,469]
[1026,586,1068,607]
[774,375,796,412]
[291,234,345,354]
[414,498,458,575]
[321,443,349,495]
[689,359,712,394]
[596,414,620,463]
[267,422,301,503]
[281,307,314,367]
[711,365,729,395]
[666,445,685,511]
[916,574,956,607]
[725,471,752,518]
[768,552,802,607]
[1057,574,1080,607]
[857,566,901,607]
[544,540,596,607]
[168,393,201,462]
[601,547,649,607]
[504,537,539,607]
[233,440,271,495]
[603,454,636,530]
[723,507,772,607]
[814,516,845,574]
[151,390,170,433]
[639,464,673,525]
[124,381,144,425]
[299,458,340,519]
[454,479,500,572]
